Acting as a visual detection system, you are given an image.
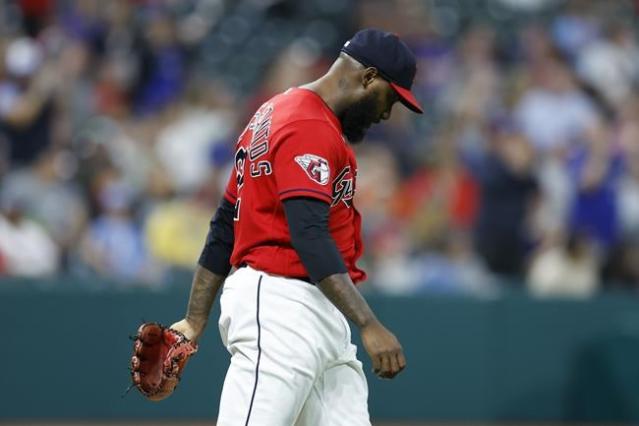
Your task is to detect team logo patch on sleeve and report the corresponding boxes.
[295,154,330,185]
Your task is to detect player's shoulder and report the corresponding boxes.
[270,88,343,138]
[271,87,324,118]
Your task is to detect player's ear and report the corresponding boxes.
[362,67,378,88]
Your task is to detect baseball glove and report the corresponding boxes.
[130,322,198,401]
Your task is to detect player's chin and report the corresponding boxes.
[344,128,368,144]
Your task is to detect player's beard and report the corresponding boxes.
[339,92,379,144]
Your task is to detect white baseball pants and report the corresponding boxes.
[216,265,371,426]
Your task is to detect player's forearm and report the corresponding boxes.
[318,273,378,329]
[185,265,225,333]
[282,198,375,327]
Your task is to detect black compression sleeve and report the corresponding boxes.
[198,197,235,276]
[283,197,348,282]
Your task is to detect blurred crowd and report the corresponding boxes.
[1,0,639,297]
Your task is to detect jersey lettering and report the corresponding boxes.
[250,161,272,177]
[249,103,273,161]
[331,166,354,207]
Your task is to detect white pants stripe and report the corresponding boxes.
[216,266,371,426]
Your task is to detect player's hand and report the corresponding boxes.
[360,320,406,379]
[169,318,203,342]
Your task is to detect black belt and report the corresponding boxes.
[238,263,315,285]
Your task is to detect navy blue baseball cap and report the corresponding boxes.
[341,29,423,114]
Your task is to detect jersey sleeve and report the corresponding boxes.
[272,120,342,204]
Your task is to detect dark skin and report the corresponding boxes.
[302,53,400,143]
[171,52,406,379]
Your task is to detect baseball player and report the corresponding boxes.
[171,29,423,425]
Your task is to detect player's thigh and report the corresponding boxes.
[217,350,315,426]
[295,351,371,426]
[217,270,320,425]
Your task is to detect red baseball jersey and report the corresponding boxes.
[224,88,366,283]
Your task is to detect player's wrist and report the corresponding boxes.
[173,317,206,341]
[358,315,380,330]
[185,316,207,332]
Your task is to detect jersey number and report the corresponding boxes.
[233,148,271,222]
[233,198,241,221]
[235,148,247,188]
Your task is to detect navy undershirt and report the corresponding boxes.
[283,197,347,282]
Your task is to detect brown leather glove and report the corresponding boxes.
[130,322,198,401]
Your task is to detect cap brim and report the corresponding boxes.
[390,82,423,114]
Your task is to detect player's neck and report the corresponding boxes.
[300,75,350,118]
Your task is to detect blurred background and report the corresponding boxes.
[1,0,639,424]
